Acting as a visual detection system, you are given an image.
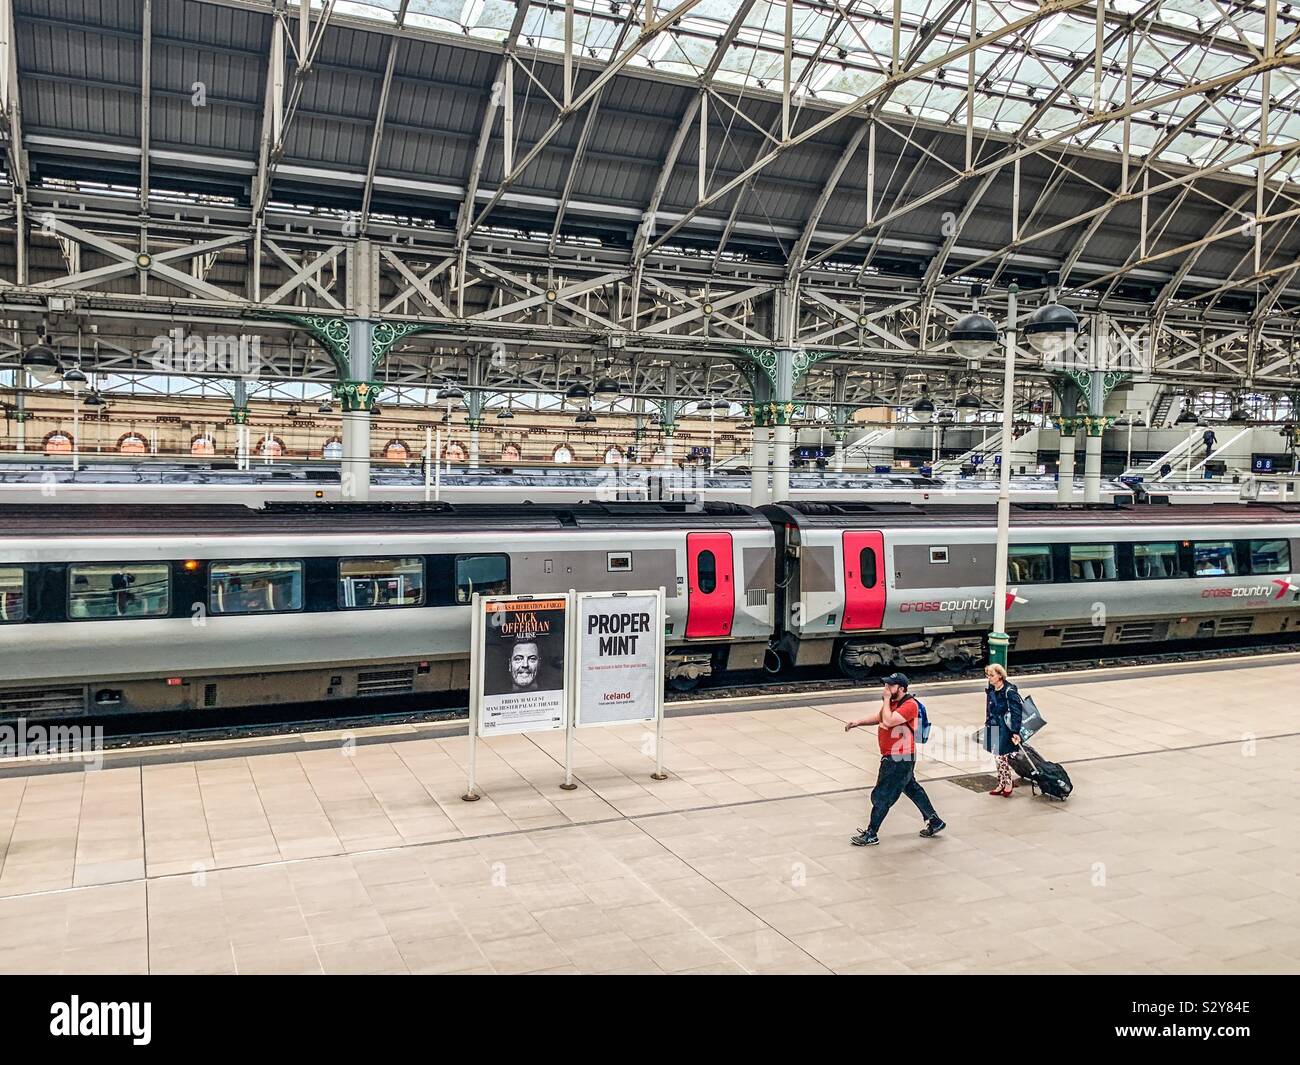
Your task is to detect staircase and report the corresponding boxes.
[933,428,1003,474]
[1149,391,1177,429]
[839,427,894,468]
[1138,431,1203,479]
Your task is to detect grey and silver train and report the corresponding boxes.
[0,500,1296,720]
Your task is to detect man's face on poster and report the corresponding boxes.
[509,641,540,689]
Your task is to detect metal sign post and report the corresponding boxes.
[462,591,483,802]
[560,588,578,790]
[652,585,668,780]
[423,426,433,502]
[434,428,442,501]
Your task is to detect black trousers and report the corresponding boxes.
[867,755,938,834]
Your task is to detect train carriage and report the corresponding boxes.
[0,502,775,718]
[765,502,1300,679]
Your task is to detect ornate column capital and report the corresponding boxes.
[765,401,797,426]
[1082,414,1115,437]
[229,406,250,425]
[332,380,384,412]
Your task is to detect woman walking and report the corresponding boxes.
[983,663,1023,797]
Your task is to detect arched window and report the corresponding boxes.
[443,440,467,463]
[254,435,284,457]
[500,442,522,462]
[383,438,410,462]
[190,434,216,457]
[322,437,343,461]
[552,444,575,465]
[603,445,624,465]
[117,432,148,455]
[42,430,73,454]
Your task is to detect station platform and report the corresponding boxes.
[0,653,1297,975]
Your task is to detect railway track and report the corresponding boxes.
[20,633,1300,752]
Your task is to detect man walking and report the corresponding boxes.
[844,673,945,847]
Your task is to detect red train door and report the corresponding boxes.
[685,532,734,638]
[842,530,886,631]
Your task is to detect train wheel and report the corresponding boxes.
[668,675,700,693]
[942,653,973,674]
[763,647,785,675]
[837,646,878,683]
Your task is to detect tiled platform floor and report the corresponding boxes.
[1,656,1297,974]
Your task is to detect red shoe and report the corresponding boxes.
[989,786,1012,797]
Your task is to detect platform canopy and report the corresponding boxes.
[1,0,1299,409]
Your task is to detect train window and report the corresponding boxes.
[697,550,718,594]
[859,547,878,588]
[455,554,509,604]
[338,557,425,609]
[0,566,25,623]
[1134,542,1181,579]
[1192,541,1237,577]
[1249,539,1290,575]
[1007,545,1052,584]
[68,563,170,620]
[1069,544,1117,582]
[209,561,303,614]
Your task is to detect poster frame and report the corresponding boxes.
[572,588,666,730]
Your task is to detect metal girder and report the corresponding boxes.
[547,15,637,254]
[811,51,1300,275]
[0,0,27,200]
[462,0,707,242]
[360,2,412,235]
[788,0,968,279]
[139,0,152,220]
[31,219,246,302]
[457,1,533,255]
[647,0,1098,258]
[253,0,339,220]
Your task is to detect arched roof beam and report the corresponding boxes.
[630,0,759,269]
[801,34,1300,273]
[787,0,968,281]
[462,0,709,242]
[646,0,1098,259]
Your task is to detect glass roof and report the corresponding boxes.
[314,0,1300,183]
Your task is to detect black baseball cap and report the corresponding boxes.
[881,672,910,689]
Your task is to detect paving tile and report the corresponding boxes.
[0,658,1298,974]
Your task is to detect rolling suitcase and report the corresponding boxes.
[1009,743,1072,801]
